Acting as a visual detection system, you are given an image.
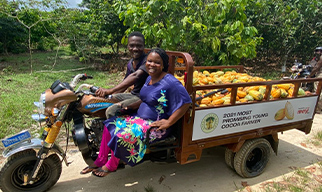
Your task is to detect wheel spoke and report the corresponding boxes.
[0,150,62,192]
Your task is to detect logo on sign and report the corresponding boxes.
[297,107,309,114]
[201,113,219,133]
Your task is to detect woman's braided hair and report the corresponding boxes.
[148,48,169,72]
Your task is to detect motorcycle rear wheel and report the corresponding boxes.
[0,149,62,192]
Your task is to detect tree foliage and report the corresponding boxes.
[246,0,321,65]
[0,0,320,68]
[0,15,27,54]
[83,0,127,54]
[114,0,261,65]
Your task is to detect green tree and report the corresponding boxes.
[0,0,68,72]
[114,0,261,66]
[0,16,27,54]
[86,0,128,54]
[246,0,321,66]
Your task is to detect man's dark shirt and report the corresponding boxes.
[124,54,149,97]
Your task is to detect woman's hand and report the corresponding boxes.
[151,103,190,131]
[150,119,171,131]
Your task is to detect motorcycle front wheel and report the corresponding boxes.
[0,149,62,192]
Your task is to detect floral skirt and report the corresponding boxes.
[105,115,170,166]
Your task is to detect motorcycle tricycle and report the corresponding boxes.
[1,50,322,192]
[0,51,186,192]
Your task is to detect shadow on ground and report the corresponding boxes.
[48,134,322,192]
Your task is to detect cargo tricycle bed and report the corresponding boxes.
[145,49,322,178]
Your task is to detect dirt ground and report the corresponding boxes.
[1,115,321,192]
[42,114,322,192]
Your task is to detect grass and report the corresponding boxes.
[0,47,125,140]
[310,131,322,146]
[237,163,322,192]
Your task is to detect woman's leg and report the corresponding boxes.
[93,126,111,167]
[92,133,120,177]
[80,126,111,174]
[104,150,120,171]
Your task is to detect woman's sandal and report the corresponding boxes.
[80,166,99,174]
[92,167,115,177]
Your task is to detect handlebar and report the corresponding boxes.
[90,86,99,93]
[70,74,111,99]
[70,74,93,89]
[75,84,112,99]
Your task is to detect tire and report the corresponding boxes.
[0,150,62,192]
[224,148,235,169]
[233,138,271,178]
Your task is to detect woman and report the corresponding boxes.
[81,48,191,177]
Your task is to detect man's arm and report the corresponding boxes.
[95,69,146,97]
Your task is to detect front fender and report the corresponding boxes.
[2,138,66,160]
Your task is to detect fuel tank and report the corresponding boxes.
[45,89,77,115]
[77,95,117,118]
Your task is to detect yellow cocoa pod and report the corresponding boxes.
[215,71,225,76]
[213,78,222,84]
[212,98,225,105]
[193,77,199,85]
[233,79,247,83]
[276,83,292,91]
[259,87,266,95]
[238,76,249,82]
[244,86,260,93]
[288,87,294,96]
[207,77,214,83]
[237,90,247,98]
[239,98,248,103]
[248,90,263,100]
[245,94,254,101]
[193,70,199,78]
[211,95,217,100]
[203,70,210,76]
[199,77,208,84]
[200,97,212,105]
[280,88,289,98]
[216,94,225,99]
[271,88,281,98]
[196,90,203,96]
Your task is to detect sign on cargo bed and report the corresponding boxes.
[192,96,317,141]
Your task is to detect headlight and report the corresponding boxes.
[34,92,46,114]
[39,92,46,114]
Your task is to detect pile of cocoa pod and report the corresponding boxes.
[174,70,309,107]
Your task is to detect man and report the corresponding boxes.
[96,31,149,118]
[309,47,322,78]
[308,46,322,113]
